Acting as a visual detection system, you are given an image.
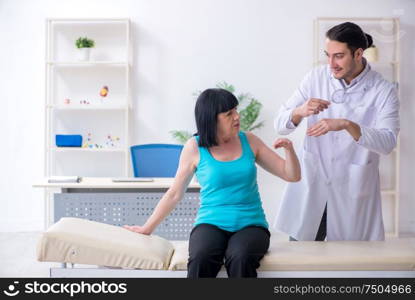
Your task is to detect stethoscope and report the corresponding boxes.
[329,77,371,106]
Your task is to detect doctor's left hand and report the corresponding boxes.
[306,118,348,137]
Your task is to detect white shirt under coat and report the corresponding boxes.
[273,61,400,241]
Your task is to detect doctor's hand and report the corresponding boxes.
[273,138,294,151]
[294,98,330,118]
[291,98,330,126]
[123,225,151,235]
[307,118,348,137]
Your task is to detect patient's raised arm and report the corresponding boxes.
[124,138,199,235]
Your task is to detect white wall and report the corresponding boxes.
[1,0,414,233]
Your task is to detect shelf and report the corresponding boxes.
[371,61,399,66]
[47,104,128,110]
[385,231,399,239]
[381,189,396,196]
[50,147,126,153]
[47,61,129,66]
[48,18,129,24]
[44,17,132,215]
[316,17,399,22]
[316,60,398,66]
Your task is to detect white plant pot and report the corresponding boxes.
[78,48,91,61]
[363,47,378,63]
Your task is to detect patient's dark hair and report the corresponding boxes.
[194,88,238,148]
[326,22,373,56]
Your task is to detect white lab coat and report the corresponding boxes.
[273,62,400,241]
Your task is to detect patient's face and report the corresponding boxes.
[216,107,240,138]
[325,39,359,82]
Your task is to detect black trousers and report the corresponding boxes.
[187,223,270,278]
[290,204,327,241]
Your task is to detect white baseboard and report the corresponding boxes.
[399,222,415,235]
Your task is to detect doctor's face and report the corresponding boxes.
[325,39,362,81]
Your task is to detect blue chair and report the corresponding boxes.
[130,144,184,177]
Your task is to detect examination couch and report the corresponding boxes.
[37,218,415,278]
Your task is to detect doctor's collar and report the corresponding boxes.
[329,58,374,91]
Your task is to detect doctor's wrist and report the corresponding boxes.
[342,119,362,141]
[341,119,350,130]
[291,107,304,125]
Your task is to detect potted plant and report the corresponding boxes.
[170,81,265,144]
[75,37,95,61]
[363,44,378,62]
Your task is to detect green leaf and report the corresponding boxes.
[192,90,202,98]
[169,130,193,144]
[239,99,262,131]
[75,36,95,48]
[170,82,265,141]
[248,121,264,131]
[216,81,235,93]
[237,93,251,106]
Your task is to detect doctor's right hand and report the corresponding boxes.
[123,225,151,235]
[294,98,330,118]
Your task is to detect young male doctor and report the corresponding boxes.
[274,22,400,241]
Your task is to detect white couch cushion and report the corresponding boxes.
[37,218,174,270]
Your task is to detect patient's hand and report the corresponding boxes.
[123,225,150,235]
[273,138,294,150]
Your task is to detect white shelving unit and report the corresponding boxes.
[44,18,132,178]
[314,18,401,237]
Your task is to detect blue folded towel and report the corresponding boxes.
[55,135,83,147]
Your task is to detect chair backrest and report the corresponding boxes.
[130,144,184,177]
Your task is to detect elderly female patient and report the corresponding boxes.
[124,88,301,278]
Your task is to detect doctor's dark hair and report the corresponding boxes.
[194,88,238,148]
[326,22,373,56]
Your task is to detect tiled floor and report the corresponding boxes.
[0,232,60,277]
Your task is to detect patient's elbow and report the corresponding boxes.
[165,188,181,204]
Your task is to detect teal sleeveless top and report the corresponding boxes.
[194,131,268,232]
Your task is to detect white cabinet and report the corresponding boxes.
[314,18,401,237]
[45,18,132,177]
